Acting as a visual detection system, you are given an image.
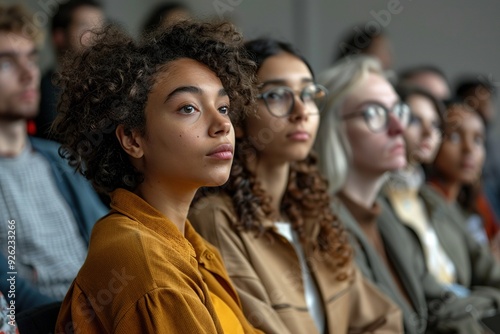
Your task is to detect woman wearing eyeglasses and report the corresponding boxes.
[382,86,500,330]
[315,55,497,334]
[189,39,403,334]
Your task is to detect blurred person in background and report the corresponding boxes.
[141,2,192,35]
[334,24,394,72]
[382,85,500,322]
[315,55,500,333]
[0,4,107,313]
[36,0,105,139]
[429,100,500,258]
[399,65,451,102]
[456,78,500,223]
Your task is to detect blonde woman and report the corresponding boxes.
[315,55,497,334]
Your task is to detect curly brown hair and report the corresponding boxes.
[52,20,257,194]
[226,139,352,279]
[197,38,352,280]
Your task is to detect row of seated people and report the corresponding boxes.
[34,0,500,230]
[2,3,500,334]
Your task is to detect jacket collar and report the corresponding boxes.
[109,188,197,259]
[336,197,427,320]
[110,189,231,281]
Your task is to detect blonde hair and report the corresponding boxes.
[0,4,44,45]
[314,55,385,195]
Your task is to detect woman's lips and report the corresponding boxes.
[390,142,405,154]
[207,143,233,160]
[461,160,477,170]
[287,131,310,141]
[19,89,38,101]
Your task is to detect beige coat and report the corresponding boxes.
[189,194,403,334]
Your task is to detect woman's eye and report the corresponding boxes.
[267,91,285,101]
[179,105,197,114]
[409,115,422,126]
[0,59,13,71]
[301,89,314,101]
[219,105,230,115]
[474,135,484,146]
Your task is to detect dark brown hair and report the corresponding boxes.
[52,20,257,194]
[435,101,485,212]
[51,0,102,32]
[228,140,352,279]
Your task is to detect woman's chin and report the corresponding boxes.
[203,172,231,188]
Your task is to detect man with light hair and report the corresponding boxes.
[0,4,107,313]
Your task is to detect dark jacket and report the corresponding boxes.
[336,196,498,334]
[382,184,500,331]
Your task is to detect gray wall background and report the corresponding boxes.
[15,0,500,126]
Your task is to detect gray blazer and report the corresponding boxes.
[335,199,429,334]
[335,196,498,334]
[381,184,500,315]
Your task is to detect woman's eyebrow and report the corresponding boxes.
[164,86,227,103]
[260,78,313,90]
[218,88,228,97]
[0,47,38,60]
[164,86,200,103]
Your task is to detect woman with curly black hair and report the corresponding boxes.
[52,20,262,333]
[189,38,403,334]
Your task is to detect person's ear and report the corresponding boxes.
[115,125,144,159]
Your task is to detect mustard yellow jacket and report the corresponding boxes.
[56,189,261,334]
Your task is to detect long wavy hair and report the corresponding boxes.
[199,38,352,279]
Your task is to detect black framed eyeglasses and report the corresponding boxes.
[341,102,411,132]
[257,84,328,118]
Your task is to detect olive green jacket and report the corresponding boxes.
[382,184,500,330]
[335,195,498,334]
